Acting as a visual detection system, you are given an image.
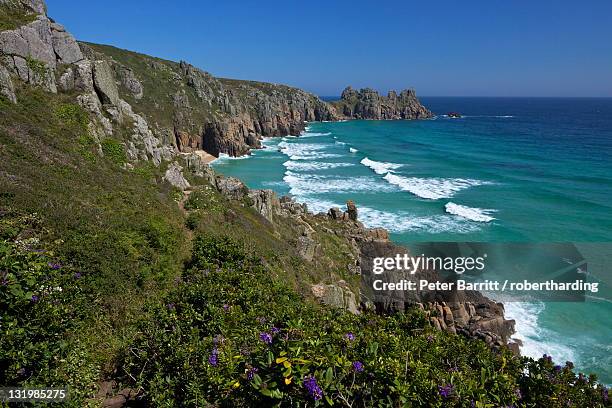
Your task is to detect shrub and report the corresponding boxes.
[184,186,223,212]
[0,217,98,401]
[119,235,609,407]
[101,138,126,165]
[55,104,89,131]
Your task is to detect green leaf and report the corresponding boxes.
[324,367,333,386]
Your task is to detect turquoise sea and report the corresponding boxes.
[212,97,612,384]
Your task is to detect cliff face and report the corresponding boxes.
[332,86,433,120]
[0,2,431,161]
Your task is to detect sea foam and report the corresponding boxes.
[360,157,402,175]
[278,141,341,160]
[445,202,496,222]
[283,161,355,171]
[383,173,491,200]
[504,302,576,364]
[283,171,394,196]
[292,197,480,234]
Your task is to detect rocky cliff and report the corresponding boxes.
[0,1,511,349]
[196,165,518,353]
[1,0,432,164]
[332,86,432,120]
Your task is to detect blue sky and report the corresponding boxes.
[46,0,612,97]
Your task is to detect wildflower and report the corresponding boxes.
[31,295,39,302]
[271,327,280,334]
[246,367,259,380]
[73,272,82,279]
[344,332,355,341]
[554,365,562,372]
[48,262,61,270]
[222,304,230,312]
[427,334,435,342]
[304,376,323,400]
[438,384,454,398]
[352,361,364,372]
[208,348,219,366]
[1,279,8,286]
[515,388,522,400]
[602,387,608,403]
[259,332,273,345]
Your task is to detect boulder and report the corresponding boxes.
[346,200,358,221]
[163,162,190,190]
[116,66,143,99]
[297,235,317,262]
[0,65,17,103]
[311,283,359,314]
[215,176,247,200]
[93,60,119,106]
[248,189,279,222]
[50,22,82,64]
[328,207,343,220]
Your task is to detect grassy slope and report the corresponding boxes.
[0,2,37,31]
[0,46,608,407]
[0,83,358,403]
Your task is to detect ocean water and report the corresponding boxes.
[212,97,612,384]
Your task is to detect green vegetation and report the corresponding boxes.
[0,46,609,407]
[0,2,37,31]
[100,138,125,165]
[0,85,189,405]
[118,235,609,407]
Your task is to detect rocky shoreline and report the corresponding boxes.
[1,0,516,353]
[193,163,520,353]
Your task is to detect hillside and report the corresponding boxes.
[0,1,609,407]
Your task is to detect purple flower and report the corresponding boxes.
[602,387,608,403]
[222,304,230,312]
[352,361,364,372]
[438,384,454,398]
[48,262,61,270]
[427,334,435,342]
[1,279,8,286]
[208,348,219,366]
[515,388,522,400]
[271,327,280,334]
[73,272,82,279]
[259,332,273,345]
[345,332,355,341]
[246,367,259,380]
[554,365,562,372]
[31,295,39,302]
[304,376,323,401]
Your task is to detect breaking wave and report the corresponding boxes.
[383,173,492,200]
[283,161,355,171]
[360,157,403,175]
[445,202,496,222]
